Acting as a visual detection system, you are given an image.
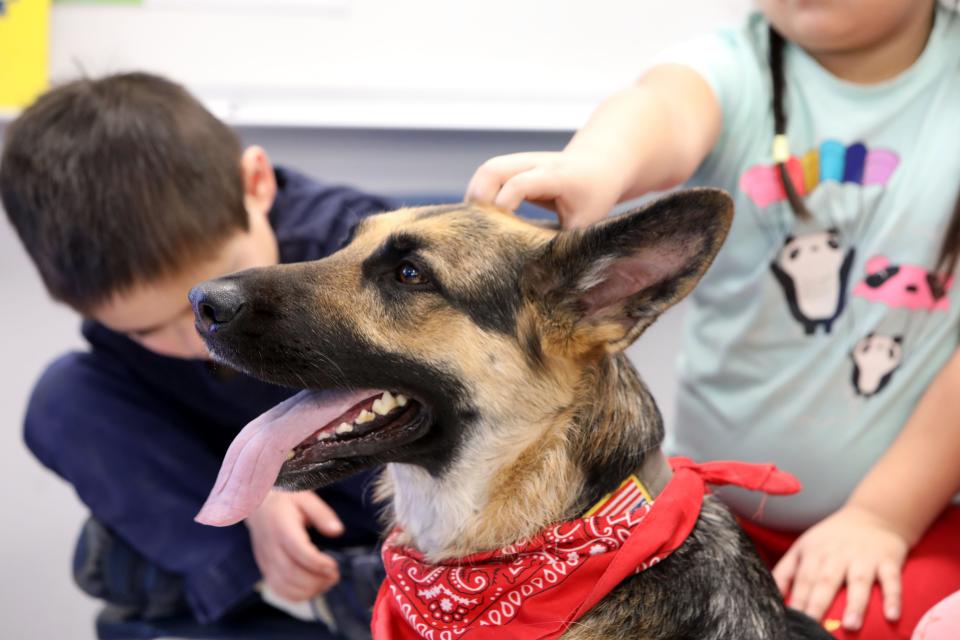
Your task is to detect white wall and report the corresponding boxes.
[48,0,752,130]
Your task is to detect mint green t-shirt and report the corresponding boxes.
[661,8,960,531]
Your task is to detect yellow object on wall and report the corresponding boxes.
[0,0,50,110]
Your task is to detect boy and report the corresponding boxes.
[0,72,391,634]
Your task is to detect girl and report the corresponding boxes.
[466,2,960,638]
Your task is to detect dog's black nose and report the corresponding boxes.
[189,279,246,334]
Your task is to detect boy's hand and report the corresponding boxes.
[465,151,623,229]
[772,504,908,631]
[246,490,344,602]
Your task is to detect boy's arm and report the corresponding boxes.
[25,354,264,623]
[466,64,722,228]
[773,349,960,630]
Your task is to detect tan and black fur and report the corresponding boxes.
[190,190,829,639]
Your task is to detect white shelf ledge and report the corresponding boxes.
[2,91,593,132]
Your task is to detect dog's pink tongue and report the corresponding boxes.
[196,388,374,527]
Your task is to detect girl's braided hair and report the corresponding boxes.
[767,26,960,285]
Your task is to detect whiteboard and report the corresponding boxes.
[48,0,753,130]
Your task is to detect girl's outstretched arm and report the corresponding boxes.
[465,64,721,228]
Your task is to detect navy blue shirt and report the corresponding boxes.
[23,168,393,623]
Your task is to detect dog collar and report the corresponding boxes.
[372,457,801,640]
[582,450,673,518]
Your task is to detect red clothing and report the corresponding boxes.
[373,458,801,640]
[739,507,960,640]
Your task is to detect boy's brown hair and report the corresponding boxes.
[0,72,248,312]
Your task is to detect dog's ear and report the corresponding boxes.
[525,188,733,353]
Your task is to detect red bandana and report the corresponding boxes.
[372,457,801,640]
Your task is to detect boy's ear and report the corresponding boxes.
[525,188,733,353]
[241,146,278,217]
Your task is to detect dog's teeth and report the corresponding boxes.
[316,431,334,442]
[335,422,354,435]
[395,394,408,407]
[286,451,295,461]
[373,392,398,415]
[355,409,375,424]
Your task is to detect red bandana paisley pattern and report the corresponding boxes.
[372,457,801,640]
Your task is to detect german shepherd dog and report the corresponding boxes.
[190,189,829,639]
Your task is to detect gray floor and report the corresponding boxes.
[0,124,685,638]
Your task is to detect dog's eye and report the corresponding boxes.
[396,262,428,285]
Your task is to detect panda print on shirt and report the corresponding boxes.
[845,256,952,398]
[741,140,897,338]
[737,140,952,399]
[770,229,856,335]
[850,333,903,397]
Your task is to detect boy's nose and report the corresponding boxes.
[189,279,246,334]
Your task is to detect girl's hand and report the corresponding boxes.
[246,490,344,601]
[465,151,624,229]
[465,68,722,228]
[772,505,908,631]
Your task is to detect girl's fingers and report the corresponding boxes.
[466,153,554,205]
[772,548,800,597]
[877,560,902,621]
[494,168,563,214]
[841,563,876,630]
[787,552,822,614]
[802,559,845,621]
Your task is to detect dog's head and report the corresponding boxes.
[191,189,732,527]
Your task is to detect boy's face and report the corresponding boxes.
[88,146,279,360]
[91,213,278,359]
